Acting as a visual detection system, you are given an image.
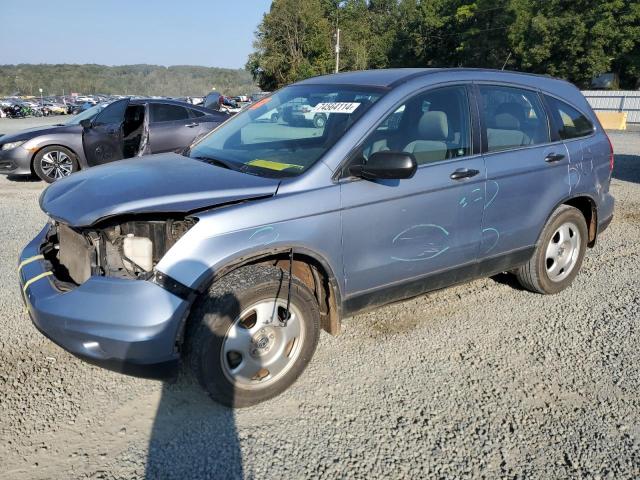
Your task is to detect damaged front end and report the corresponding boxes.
[42,216,197,288]
[19,218,197,379]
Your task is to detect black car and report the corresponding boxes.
[0,98,228,182]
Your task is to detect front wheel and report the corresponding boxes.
[33,146,79,183]
[187,264,320,408]
[516,205,588,294]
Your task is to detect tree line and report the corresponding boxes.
[0,64,257,97]
[247,0,640,91]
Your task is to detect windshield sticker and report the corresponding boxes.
[247,159,304,171]
[311,102,360,114]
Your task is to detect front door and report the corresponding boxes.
[340,85,485,303]
[82,99,129,166]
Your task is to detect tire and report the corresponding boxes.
[516,205,588,294]
[33,146,79,183]
[186,264,320,408]
[313,114,326,128]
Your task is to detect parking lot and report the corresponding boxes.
[1,115,639,478]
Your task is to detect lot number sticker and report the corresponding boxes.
[312,102,360,114]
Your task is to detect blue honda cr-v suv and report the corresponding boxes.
[19,69,614,407]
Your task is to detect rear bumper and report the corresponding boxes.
[19,225,190,379]
[0,146,32,176]
[598,213,613,235]
[598,193,615,236]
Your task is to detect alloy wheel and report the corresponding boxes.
[40,150,73,180]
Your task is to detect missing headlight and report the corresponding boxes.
[46,217,197,284]
[99,218,197,279]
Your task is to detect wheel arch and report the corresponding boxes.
[193,246,344,336]
[538,194,598,248]
[29,143,82,174]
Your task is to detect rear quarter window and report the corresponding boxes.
[545,96,594,140]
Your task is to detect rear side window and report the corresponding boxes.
[479,85,550,153]
[545,96,594,140]
[150,104,189,123]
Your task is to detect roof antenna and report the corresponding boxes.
[501,52,512,71]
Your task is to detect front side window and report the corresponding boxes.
[480,85,550,153]
[65,103,106,125]
[151,104,190,123]
[545,96,594,140]
[189,84,383,177]
[93,100,128,125]
[356,85,472,167]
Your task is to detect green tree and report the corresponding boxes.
[508,0,640,87]
[248,0,640,89]
[0,64,256,97]
[247,0,334,91]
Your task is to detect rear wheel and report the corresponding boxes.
[187,264,320,408]
[33,146,79,183]
[516,205,588,294]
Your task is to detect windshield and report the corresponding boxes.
[189,84,384,177]
[65,104,106,125]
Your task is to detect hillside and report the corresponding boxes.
[0,64,258,97]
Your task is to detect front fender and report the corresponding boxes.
[155,192,344,305]
[23,134,87,168]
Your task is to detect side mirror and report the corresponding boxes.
[79,119,92,129]
[350,151,417,180]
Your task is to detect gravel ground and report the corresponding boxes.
[0,118,639,479]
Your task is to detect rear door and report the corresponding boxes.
[148,103,198,153]
[82,99,129,166]
[476,84,570,259]
[189,108,226,138]
[543,95,603,197]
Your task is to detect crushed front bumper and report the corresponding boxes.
[19,225,190,379]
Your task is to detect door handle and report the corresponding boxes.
[450,168,480,180]
[185,122,199,128]
[545,152,565,163]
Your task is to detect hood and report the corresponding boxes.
[0,123,80,143]
[40,153,280,227]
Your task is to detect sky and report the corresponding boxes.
[0,0,272,69]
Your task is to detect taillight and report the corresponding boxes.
[606,134,614,171]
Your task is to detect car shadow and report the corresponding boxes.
[6,174,40,183]
[490,272,526,290]
[612,154,640,184]
[144,289,244,479]
[145,373,243,479]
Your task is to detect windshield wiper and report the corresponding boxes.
[191,155,239,172]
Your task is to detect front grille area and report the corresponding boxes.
[57,224,94,284]
[0,159,16,172]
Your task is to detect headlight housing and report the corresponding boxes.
[1,140,26,151]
